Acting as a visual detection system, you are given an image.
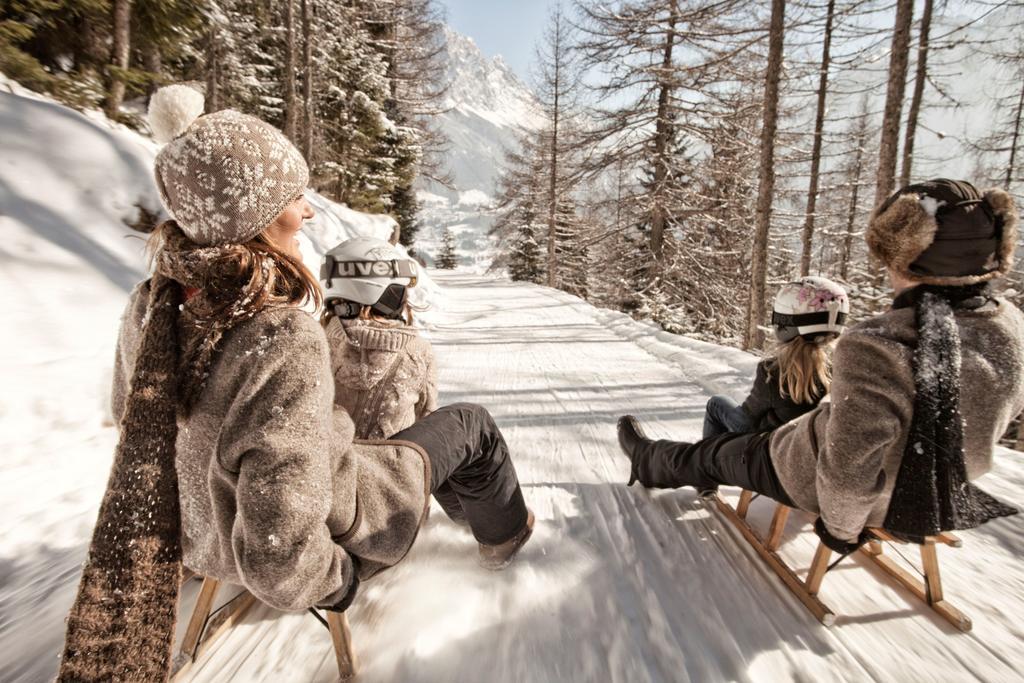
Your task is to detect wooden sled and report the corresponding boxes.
[171,576,359,681]
[712,490,972,632]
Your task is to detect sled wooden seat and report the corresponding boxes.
[712,490,971,632]
[171,576,358,680]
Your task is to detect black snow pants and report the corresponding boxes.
[633,431,796,506]
[390,402,529,545]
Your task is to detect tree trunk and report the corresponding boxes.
[649,0,679,265]
[746,0,786,350]
[840,141,865,280]
[546,116,559,288]
[142,45,162,97]
[205,26,220,113]
[899,0,933,187]
[283,0,298,141]
[302,0,314,163]
[105,0,133,120]
[77,13,107,78]
[1005,79,1024,190]
[799,0,835,277]
[546,12,564,289]
[873,0,914,207]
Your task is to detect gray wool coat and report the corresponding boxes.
[112,282,430,611]
[325,317,438,440]
[770,296,1024,542]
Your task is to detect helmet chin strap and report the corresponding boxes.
[827,300,842,328]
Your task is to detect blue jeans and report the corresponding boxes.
[702,395,754,439]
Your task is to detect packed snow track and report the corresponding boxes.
[4,273,1024,683]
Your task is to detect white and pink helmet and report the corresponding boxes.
[771,276,849,343]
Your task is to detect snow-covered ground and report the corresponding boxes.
[5,269,1024,682]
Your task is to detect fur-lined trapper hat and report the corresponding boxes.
[866,178,1019,286]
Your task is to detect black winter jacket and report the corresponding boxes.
[740,359,824,432]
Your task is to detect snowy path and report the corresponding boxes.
[5,273,1024,682]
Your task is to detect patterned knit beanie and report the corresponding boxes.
[150,84,309,245]
[866,178,1018,286]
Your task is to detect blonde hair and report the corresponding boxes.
[770,336,834,404]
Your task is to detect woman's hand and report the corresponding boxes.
[321,556,362,613]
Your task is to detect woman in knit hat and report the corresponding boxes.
[59,84,532,681]
[618,178,1024,556]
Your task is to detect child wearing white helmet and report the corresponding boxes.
[702,276,849,439]
[321,237,533,558]
[619,178,1024,559]
[321,236,435,439]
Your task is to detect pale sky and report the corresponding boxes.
[439,0,555,82]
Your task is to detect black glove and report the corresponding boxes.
[322,555,361,613]
[813,518,870,556]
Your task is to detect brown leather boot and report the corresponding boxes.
[478,509,535,570]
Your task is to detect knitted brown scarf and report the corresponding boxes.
[59,222,283,680]
[59,273,184,681]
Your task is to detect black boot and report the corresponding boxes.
[617,415,650,486]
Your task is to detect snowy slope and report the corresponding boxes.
[414,28,543,270]
[7,268,1024,682]
[169,274,1024,683]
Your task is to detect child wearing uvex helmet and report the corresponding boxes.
[321,238,505,537]
[321,237,437,440]
[703,276,848,439]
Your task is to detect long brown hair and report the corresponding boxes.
[771,335,834,404]
[147,221,323,312]
[147,220,323,412]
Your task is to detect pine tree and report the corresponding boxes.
[552,196,588,298]
[494,130,548,284]
[533,4,580,288]
[437,228,458,269]
[508,215,544,284]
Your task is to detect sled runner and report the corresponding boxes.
[712,490,972,632]
[171,576,359,680]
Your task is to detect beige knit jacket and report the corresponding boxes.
[325,317,438,439]
[770,297,1024,541]
[112,282,430,611]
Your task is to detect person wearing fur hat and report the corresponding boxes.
[58,84,532,682]
[618,178,1024,557]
